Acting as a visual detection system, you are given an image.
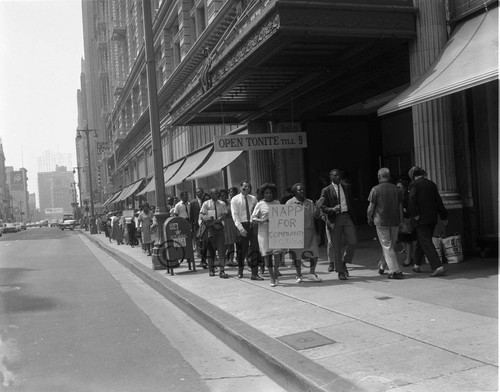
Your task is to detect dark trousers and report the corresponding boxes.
[414,224,442,270]
[329,213,357,273]
[237,222,259,275]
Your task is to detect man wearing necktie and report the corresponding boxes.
[231,180,262,280]
[200,189,229,278]
[319,169,358,280]
[189,187,206,268]
[173,191,190,219]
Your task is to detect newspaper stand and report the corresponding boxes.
[163,216,195,275]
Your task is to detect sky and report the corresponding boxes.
[0,0,84,200]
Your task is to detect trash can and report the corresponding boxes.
[163,216,194,271]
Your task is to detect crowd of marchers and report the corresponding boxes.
[94,165,448,286]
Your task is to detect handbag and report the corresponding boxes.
[442,233,463,263]
[399,218,413,234]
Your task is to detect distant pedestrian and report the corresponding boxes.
[111,211,124,245]
[190,187,207,268]
[367,168,404,279]
[138,204,154,256]
[319,169,357,280]
[286,183,322,283]
[408,166,448,276]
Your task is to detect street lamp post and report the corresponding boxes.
[77,124,98,234]
[142,0,168,270]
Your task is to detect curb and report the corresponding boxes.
[84,233,360,392]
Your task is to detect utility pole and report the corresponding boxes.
[76,124,98,234]
[142,0,168,270]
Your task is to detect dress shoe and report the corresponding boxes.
[237,273,243,279]
[378,266,386,275]
[219,272,229,279]
[209,270,215,277]
[251,275,264,281]
[403,262,412,267]
[412,265,421,273]
[328,265,335,272]
[388,271,404,280]
[342,263,349,277]
[430,266,445,277]
[338,273,348,281]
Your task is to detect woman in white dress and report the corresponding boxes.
[251,183,283,287]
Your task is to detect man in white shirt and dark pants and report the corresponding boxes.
[231,180,262,280]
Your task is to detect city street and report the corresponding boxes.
[0,227,284,392]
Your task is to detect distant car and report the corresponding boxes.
[60,215,77,231]
[4,223,18,233]
[14,222,21,232]
[20,222,27,230]
[39,220,49,227]
[0,224,3,236]
[49,220,59,227]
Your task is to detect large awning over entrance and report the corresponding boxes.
[378,8,498,116]
[165,146,212,187]
[103,191,121,207]
[186,150,243,181]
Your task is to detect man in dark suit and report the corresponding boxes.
[408,166,448,276]
[190,187,206,267]
[319,169,357,280]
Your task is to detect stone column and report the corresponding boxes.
[248,122,274,191]
[410,0,461,207]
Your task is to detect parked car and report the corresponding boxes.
[0,223,3,236]
[39,220,49,227]
[60,215,77,231]
[49,220,59,227]
[4,223,18,233]
[20,222,27,230]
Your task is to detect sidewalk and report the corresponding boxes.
[81,228,498,392]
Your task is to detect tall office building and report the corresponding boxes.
[37,166,75,219]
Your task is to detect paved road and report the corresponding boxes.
[0,228,284,392]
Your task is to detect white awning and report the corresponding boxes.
[378,8,498,116]
[165,146,212,187]
[163,159,185,184]
[136,177,155,196]
[117,179,144,201]
[103,192,120,207]
[186,150,243,181]
[104,188,126,206]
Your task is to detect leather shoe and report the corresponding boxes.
[412,265,421,273]
[219,272,229,279]
[209,270,215,277]
[251,275,264,281]
[430,266,445,277]
[343,263,349,277]
[338,273,348,280]
[237,273,243,279]
[388,272,404,280]
[328,265,335,272]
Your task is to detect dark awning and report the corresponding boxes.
[116,179,144,201]
[378,8,498,115]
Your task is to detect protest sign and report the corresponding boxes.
[269,204,304,249]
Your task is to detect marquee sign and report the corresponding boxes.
[214,133,307,152]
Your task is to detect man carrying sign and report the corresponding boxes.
[286,183,322,283]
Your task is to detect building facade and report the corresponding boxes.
[5,167,29,222]
[79,0,498,254]
[0,140,6,221]
[37,166,75,220]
